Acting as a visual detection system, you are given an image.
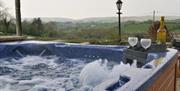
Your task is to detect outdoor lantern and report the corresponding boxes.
[116,0,123,41]
[116,0,123,10]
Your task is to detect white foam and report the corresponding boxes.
[0,56,86,91]
[0,76,17,89]
[80,85,93,91]
[29,84,65,91]
[79,59,109,87]
[17,56,58,68]
[18,77,47,85]
[131,59,137,68]
[0,84,12,91]
[0,55,150,91]
[108,62,131,78]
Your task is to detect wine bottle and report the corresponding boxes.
[157,16,167,44]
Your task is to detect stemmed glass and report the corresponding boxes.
[140,39,152,50]
[128,37,138,47]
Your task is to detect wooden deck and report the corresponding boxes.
[176,52,180,91]
[177,78,180,91]
[0,36,27,42]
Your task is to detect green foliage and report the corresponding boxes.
[0,3,15,35]
[123,21,150,34]
[11,19,180,44]
[0,10,179,45]
[166,22,180,32]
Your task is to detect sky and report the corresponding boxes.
[1,0,180,19]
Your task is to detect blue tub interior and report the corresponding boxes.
[0,42,127,62]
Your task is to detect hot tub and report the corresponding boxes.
[0,41,178,91]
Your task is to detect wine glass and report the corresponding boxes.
[128,37,138,47]
[140,39,151,50]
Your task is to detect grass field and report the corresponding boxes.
[123,23,150,33]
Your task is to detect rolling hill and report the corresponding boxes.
[23,16,180,23]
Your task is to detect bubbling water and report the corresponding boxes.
[0,55,140,91]
[79,59,109,88]
[79,59,140,90]
[0,56,87,91]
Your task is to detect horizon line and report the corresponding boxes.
[21,15,180,20]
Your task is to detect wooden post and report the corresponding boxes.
[15,0,22,36]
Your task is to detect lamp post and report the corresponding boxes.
[116,0,123,41]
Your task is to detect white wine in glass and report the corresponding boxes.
[128,37,138,47]
[140,39,151,50]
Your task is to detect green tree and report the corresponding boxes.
[1,12,13,34]
[0,1,14,34]
[43,22,58,37]
[31,18,44,36]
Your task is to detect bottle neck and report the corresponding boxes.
[160,20,165,29]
